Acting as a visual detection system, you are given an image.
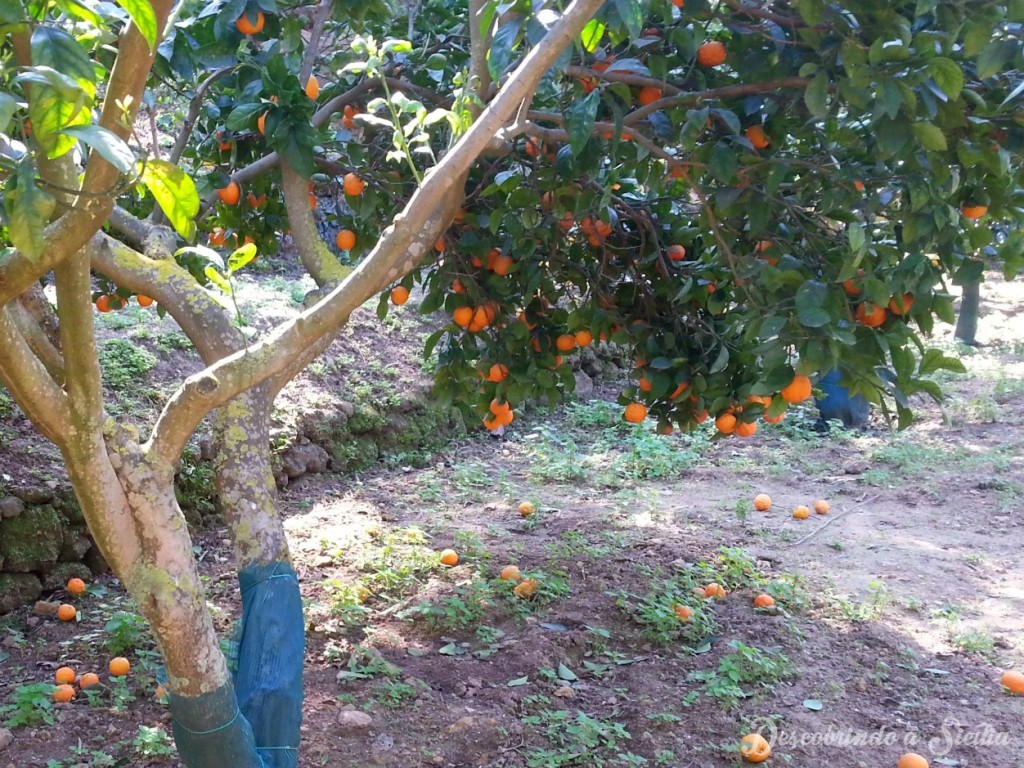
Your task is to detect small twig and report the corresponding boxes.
[498,738,526,754]
[789,492,883,547]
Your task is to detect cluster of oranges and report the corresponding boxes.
[498,563,539,599]
[94,293,152,312]
[753,493,830,519]
[54,577,87,623]
[52,657,131,703]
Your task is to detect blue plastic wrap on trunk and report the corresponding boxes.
[815,369,870,428]
[235,561,305,768]
[169,682,262,768]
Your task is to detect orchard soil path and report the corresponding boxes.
[1,274,1023,768]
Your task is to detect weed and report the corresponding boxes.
[0,683,55,727]
[104,610,151,656]
[832,581,890,622]
[372,680,422,708]
[688,641,793,706]
[336,647,402,683]
[133,724,177,757]
[323,580,370,626]
[609,574,715,646]
[952,629,996,656]
[404,580,495,632]
[521,708,635,768]
[98,338,158,390]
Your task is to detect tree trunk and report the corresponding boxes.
[955,278,981,345]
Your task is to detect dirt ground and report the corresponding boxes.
[1,274,1022,768]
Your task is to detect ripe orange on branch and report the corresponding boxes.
[217,181,241,206]
[637,86,663,105]
[697,41,726,67]
[780,374,812,404]
[235,9,264,35]
[343,172,366,196]
[624,402,648,423]
[745,125,769,149]
[856,301,887,327]
[335,229,356,250]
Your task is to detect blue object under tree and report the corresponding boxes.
[815,369,870,428]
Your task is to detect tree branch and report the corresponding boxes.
[468,0,493,116]
[54,250,106,429]
[8,301,65,385]
[625,77,811,125]
[146,0,607,465]
[280,164,352,288]
[299,0,332,83]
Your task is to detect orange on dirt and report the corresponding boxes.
[697,40,726,67]
[55,667,76,685]
[624,402,648,424]
[674,604,694,620]
[813,499,830,515]
[888,293,914,315]
[781,374,812,404]
[739,733,771,763]
[136,295,155,307]
[439,549,459,566]
[235,9,265,35]
[53,684,75,703]
[793,505,810,519]
[735,421,757,438]
[1001,669,1024,694]
[856,301,887,327]
[961,203,987,219]
[745,125,769,149]
[66,577,86,595]
[518,501,535,517]
[637,86,663,106]
[57,604,76,622]
[753,594,776,608]
[666,244,686,261]
[692,586,707,598]
[390,286,409,306]
[753,494,772,512]
[513,578,538,598]
[217,180,241,206]
[109,657,131,677]
[335,229,356,250]
[715,412,737,434]
[575,330,593,347]
[343,172,366,196]
[304,74,320,99]
[555,334,577,352]
[500,565,522,582]
[704,583,727,599]
[486,363,509,383]
[79,672,100,689]
[897,754,929,768]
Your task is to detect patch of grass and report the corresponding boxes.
[687,640,794,707]
[372,679,423,708]
[133,724,176,758]
[403,579,495,632]
[521,708,640,768]
[359,530,441,598]
[609,571,716,646]
[952,629,996,657]
[336,646,402,683]
[831,581,890,622]
[98,338,158,390]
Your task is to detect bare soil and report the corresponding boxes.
[1,274,1023,768]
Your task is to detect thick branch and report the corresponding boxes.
[625,77,811,125]
[280,164,351,287]
[147,0,606,464]
[54,250,106,428]
[9,301,65,385]
[299,0,332,83]
[468,0,493,115]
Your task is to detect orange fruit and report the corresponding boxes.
[453,306,473,327]
[739,733,771,763]
[745,125,769,149]
[235,9,265,35]
[715,413,737,434]
[343,172,366,196]
[209,228,228,247]
[335,229,356,250]
[638,377,653,393]
[305,74,320,100]
[513,578,538,598]
[79,672,100,689]
[518,501,535,517]
[692,586,707,598]
[247,192,266,208]
[575,330,593,347]
[483,416,501,431]
[555,334,576,352]
[439,549,459,566]
[856,301,887,327]
[217,180,241,206]
[666,244,686,261]
[704,583,727,599]
[897,754,929,768]
[657,422,674,436]
[1001,669,1024,694]
[813,499,830,515]
[53,684,75,703]
[735,421,758,438]
[136,295,154,307]
[55,667,76,685]
[961,203,987,219]
[308,192,317,210]
[793,505,810,519]
[842,276,863,296]
[57,604,76,621]
[486,363,509,382]
[452,279,465,294]
[669,382,689,399]
[753,594,775,608]
[763,412,785,424]
[781,374,812,404]
[109,657,130,677]
[490,399,511,416]
[888,293,914,315]
[66,577,86,595]
[524,137,541,158]
[853,180,865,192]
[500,565,522,582]
[390,286,409,305]
[95,295,111,313]
[673,0,684,7]
[256,111,269,135]
[624,402,648,424]
[492,253,514,276]
[674,604,694,620]
[697,41,726,67]
[638,86,663,105]
[753,494,771,511]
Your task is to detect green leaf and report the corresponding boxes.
[140,159,199,241]
[803,699,823,711]
[919,349,966,375]
[911,122,947,151]
[580,19,605,53]
[976,40,1018,79]
[557,663,578,681]
[227,242,257,274]
[708,142,736,184]
[114,0,158,49]
[28,85,90,157]
[612,0,642,39]
[488,19,522,82]
[30,26,96,99]
[804,71,829,118]
[226,103,266,132]
[0,93,16,132]
[203,265,232,294]
[0,0,24,24]
[794,0,824,24]
[506,676,529,687]
[61,125,134,173]
[847,223,865,253]
[566,90,599,156]
[926,57,963,100]
[5,161,56,261]
[709,345,729,374]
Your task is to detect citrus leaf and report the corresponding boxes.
[203,265,232,294]
[506,676,529,686]
[139,159,199,241]
[30,25,96,99]
[804,71,829,118]
[803,698,823,710]
[0,93,16,132]
[488,18,522,82]
[114,0,158,49]
[912,122,947,151]
[61,125,135,173]
[27,85,90,157]
[566,90,599,156]
[612,0,642,39]
[927,57,963,99]
[227,242,257,274]
[557,663,578,681]
[5,161,56,261]
[580,18,605,53]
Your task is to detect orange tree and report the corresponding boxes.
[1,0,1023,765]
